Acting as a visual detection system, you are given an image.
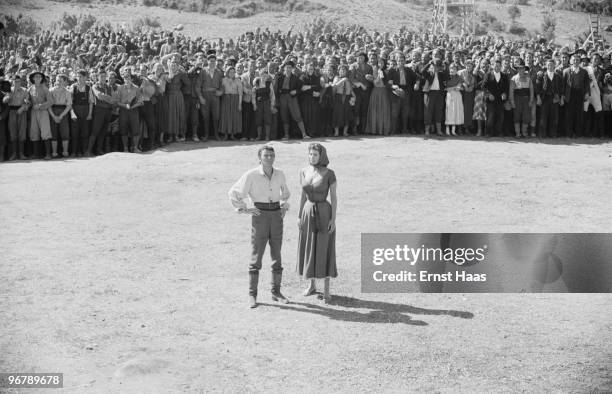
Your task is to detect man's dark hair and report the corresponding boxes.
[257,145,275,158]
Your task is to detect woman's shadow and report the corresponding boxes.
[261,296,474,326]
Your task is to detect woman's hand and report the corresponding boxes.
[297,217,302,230]
[328,219,336,233]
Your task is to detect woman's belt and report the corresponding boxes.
[8,105,21,110]
[52,104,67,109]
[514,88,530,97]
[254,201,280,211]
[306,200,329,232]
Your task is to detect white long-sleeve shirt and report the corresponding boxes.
[228,166,291,211]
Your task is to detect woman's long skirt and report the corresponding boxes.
[167,91,185,136]
[462,90,475,128]
[365,86,391,135]
[300,94,322,136]
[473,90,487,121]
[156,94,169,135]
[219,93,242,136]
[297,200,337,279]
[445,90,464,125]
[332,94,351,128]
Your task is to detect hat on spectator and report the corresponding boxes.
[515,58,529,71]
[28,70,47,84]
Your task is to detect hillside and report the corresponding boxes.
[1,0,611,45]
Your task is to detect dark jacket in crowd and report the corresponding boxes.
[387,66,417,92]
[275,73,303,96]
[535,70,563,99]
[483,71,509,103]
[562,66,590,100]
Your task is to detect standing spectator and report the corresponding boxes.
[349,52,372,134]
[240,61,257,141]
[331,64,353,137]
[197,52,223,141]
[483,59,509,137]
[472,58,489,137]
[48,73,72,157]
[152,63,169,145]
[164,58,189,142]
[185,57,201,142]
[253,67,275,140]
[218,66,243,140]
[116,67,143,152]
[423,59,446,136]
[4,75,29,159]
[364,58,391,135]
[70,70,94,157]
[411,50,426,135]
[602,73,612,138]
[276,61,310,140]
[299,63,323,137]
[444,63,464,136]
[509,59,534,138]
[535,58,563,138]
[459,60,476,135]
[28,71,52,159]
[0,79,9,161]
[582,56,603,138]
[388,53,417,134]
[139,64,159,150]
[562,54,590,138]
[87,69,112,156]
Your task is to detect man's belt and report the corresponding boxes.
[254,201,281,211]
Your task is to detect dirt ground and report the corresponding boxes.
[1,135,611,392]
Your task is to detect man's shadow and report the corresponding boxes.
[261,296,474,326]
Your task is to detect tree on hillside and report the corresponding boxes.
[508,4,521,26]
[541,10,556,41]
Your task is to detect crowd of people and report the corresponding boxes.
[1,22,612,161]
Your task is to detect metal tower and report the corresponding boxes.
[583,12,605,46]
[431,0,476,36]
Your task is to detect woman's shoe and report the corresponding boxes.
[303,286,316,296]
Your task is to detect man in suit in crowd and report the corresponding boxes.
[387,52,417,134]
[562,54,590,138]
[196,51,223,141]
[483,59,509,137]
[535,58,563,138]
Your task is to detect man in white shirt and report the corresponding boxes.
[228,145,291,308]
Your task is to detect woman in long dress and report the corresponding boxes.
[445,63,464,136]
[218,66,243,140]
[152,63,169,145]
[297,143,337,302]
[473,58,489,137]
[299,64,323,137]
[163,58,189,142]
[365,58,391,135]
[459,60,476,135]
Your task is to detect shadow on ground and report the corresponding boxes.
[260,295,474,326]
